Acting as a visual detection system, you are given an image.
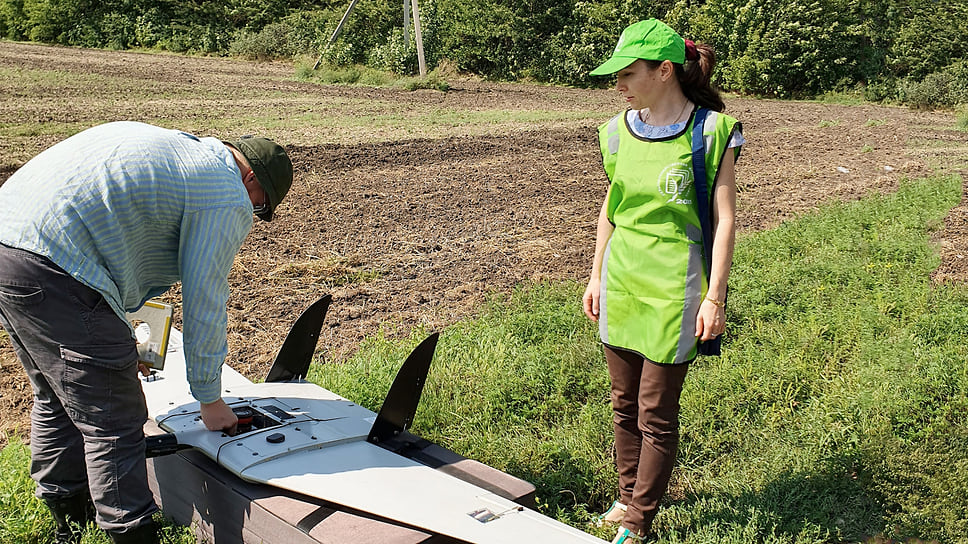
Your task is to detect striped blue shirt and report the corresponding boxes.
[0,121,253,403]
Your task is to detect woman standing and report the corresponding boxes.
[582,19,743,544]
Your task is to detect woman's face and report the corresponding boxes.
[614,59,668,110]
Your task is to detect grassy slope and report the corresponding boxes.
[311,175,968,543]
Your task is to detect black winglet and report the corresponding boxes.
[367,332,439,445]
[264,295,332,383]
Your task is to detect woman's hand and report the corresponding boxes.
[583,278,601,322]
[695,298,725,341]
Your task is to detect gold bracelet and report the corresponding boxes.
[705,297,725,307]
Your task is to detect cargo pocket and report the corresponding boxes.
[60,342,145,428]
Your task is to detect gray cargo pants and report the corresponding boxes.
[0,243,158,533]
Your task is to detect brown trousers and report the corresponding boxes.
[605,345,689,535]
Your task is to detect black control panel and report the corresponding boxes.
[232,404,292,434]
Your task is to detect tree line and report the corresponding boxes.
[2,0,966,106]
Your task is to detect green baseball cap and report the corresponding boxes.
[590,19,686,76]
[230,136,293,222]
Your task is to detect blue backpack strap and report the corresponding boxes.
[691,107,723,356]
[692,107,712,275]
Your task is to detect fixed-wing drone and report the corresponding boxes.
[139,295,606,544]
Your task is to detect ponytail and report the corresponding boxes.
[676,43,724,112]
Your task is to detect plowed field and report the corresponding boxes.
[1,41,966,440]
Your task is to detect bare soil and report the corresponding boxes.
[1,42,966,442]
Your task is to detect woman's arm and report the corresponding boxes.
[695,149,737,340]
[583,187,615,322]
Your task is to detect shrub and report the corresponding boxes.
[428,0,518,78]
[0,0,26,40]
[888,0,968,81]
[1,0,967,101]
[957,106,968,132]
[430,0,615,82]
[899,60,968,109]
[688,0,874,98]
[229,22,291,60]
[863,77,901,103]
[367,27,419,75]
[280,10,330,57]
[133,8,173,49]
[99,12,137,50]
[316,0,403,67]
[534,0,657,87]
[162,23,230,54]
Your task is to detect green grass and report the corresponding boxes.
[2,176,965,542]
[294,60,451,91]
[665,174,967,543]
[308,282,615,534]
[0,437,197,543]
[813,90,869,106]
[957,106,968,132]
[0,437,49,543]
[308,174,968,543]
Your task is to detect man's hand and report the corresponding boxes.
[199,398,239,435]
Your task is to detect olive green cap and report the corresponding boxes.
[231,136,293,222]
[590,19,686,76]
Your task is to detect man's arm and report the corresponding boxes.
[178,205,251,430]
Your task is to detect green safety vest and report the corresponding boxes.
[598,108,741,364]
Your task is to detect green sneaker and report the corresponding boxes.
[590,500,627,528]
[611,526,646,544]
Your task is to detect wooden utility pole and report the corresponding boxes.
[312,0,426,76]
[312,0,360,70]
[403,0,410,48]
[410,0,426,76]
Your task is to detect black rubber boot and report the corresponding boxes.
[44,494,94,544]
[107,519,160,544]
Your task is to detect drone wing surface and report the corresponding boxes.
[142,330,605,544]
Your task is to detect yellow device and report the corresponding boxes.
[127,300,173,370]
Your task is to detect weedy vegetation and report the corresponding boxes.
[0,439,200,543]
[957,106,968,132]
[308,175,968,543]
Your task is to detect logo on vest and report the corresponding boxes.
[657,163,693,205]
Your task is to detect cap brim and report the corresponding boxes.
[590,56,639,76]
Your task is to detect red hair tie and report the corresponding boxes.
[684,39,699,61]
